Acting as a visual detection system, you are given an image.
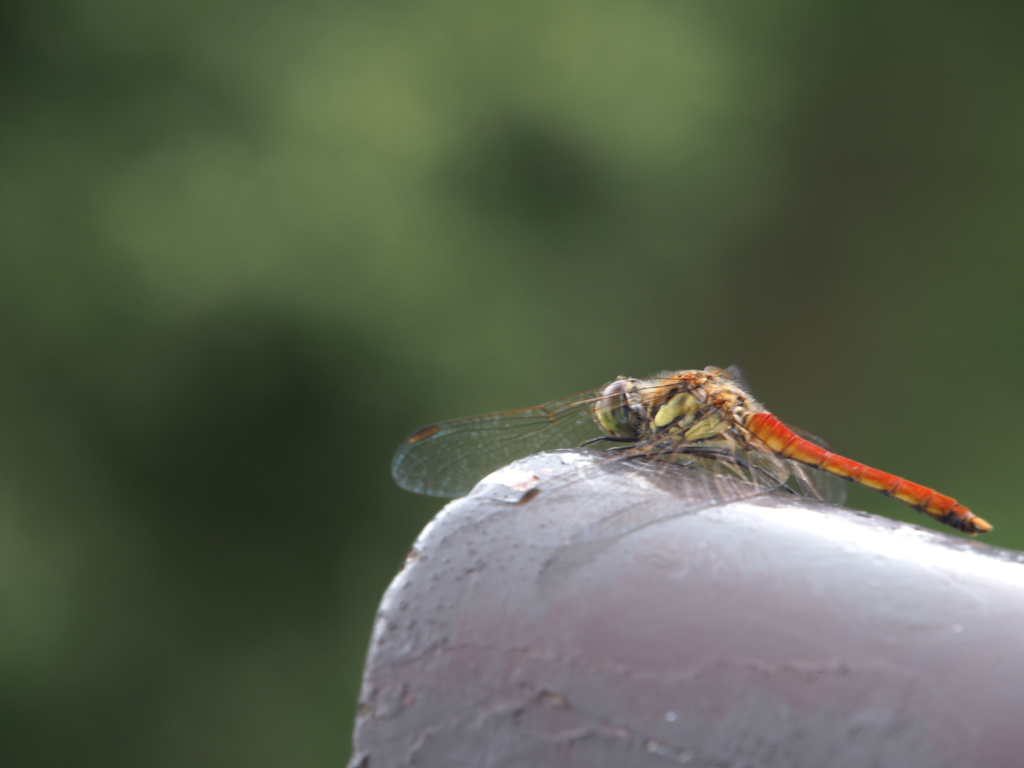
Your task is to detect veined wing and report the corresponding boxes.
[503,442,795,547]
[507,418,837,546]
[392,388,608,497]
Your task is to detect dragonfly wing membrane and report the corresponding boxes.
[392,389,608,497]
[509,443,793,547]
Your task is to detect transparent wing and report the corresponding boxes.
[502,416,848,546]
[500,443,794,547]
[392,388,608,497]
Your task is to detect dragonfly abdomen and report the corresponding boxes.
[745,412,991,535]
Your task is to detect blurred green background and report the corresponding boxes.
[3,1,1023,765]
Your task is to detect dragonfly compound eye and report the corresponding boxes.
[594,380,638,439]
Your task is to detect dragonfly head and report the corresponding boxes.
[594,379,642,439]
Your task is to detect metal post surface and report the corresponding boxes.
[351,451,1024,768]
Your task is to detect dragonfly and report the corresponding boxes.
[393,366,991,536]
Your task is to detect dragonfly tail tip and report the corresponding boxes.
[969,516,993,535]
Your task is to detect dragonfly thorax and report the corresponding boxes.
[593,369,762,448]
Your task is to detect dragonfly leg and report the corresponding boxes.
[579,435,637,448]
[684,443,791,489]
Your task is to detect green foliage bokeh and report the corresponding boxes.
[3,1,1024,765]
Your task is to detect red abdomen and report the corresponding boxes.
[744,412,990,534]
